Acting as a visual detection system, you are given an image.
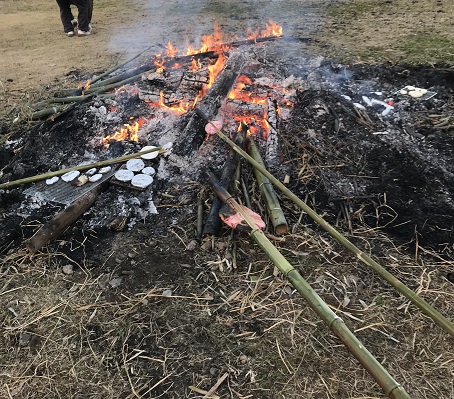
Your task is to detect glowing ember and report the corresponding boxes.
[229,75,267,104]
[149,91,195,114]
[235,116,270,138]
[115,84,139,97]
[102,118,147,148]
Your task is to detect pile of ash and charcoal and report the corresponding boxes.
[0,23,453,264]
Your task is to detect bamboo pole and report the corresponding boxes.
[30,73,144,117]
[247,139,288,235]
[90,47,152,86]
[195,109,454,338]
[0,147,164,190]
[206,171,411,399]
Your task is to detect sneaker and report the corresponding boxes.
[71,19,78,28]
[78,25,92,36]
[67,31,75,37]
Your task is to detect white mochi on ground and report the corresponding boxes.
[131,174,153,188]
[115,169,134,182]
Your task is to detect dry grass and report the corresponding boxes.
[1,205,453,398]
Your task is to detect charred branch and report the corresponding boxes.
[25,185,103,254]
[173,51,246,156]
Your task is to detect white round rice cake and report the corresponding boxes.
[409,90,424,98]
[99,166,112,174]
[142,166,156,176]
[86,168,97,176]
[46,176,59,185]
[140,146,159,160]
[89,173,103,183]
[61,170,80,182]
[126,158,145,172]
[115,169,134,182]
[131,174,153,188]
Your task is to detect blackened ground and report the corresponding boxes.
[281,64,454,252]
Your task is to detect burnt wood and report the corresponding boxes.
[25,185,102,254]
[173,51,246,156]
[202,127,246,237]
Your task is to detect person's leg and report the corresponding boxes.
[71,0,90,32]
[88,0,93,24]
[56,0,74,33]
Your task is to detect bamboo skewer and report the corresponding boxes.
[195,109,454,338]
[247,139,288,235]
[206,170,412,399]
[0,147,164,190]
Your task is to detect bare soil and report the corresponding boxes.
[1,1,453,399]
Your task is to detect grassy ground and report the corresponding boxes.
[319,0,454,64]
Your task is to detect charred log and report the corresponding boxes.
[202,127,246,237]
[25,185,102,254]
[173,51,246,156]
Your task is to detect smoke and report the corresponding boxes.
[109,0,326,59]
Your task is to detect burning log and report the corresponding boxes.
[173,51,246,156]
[26,185,102,254]
[247,138,288,235]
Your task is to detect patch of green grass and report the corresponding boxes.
[399,34,454,63]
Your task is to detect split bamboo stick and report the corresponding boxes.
[247,139,288,235]
[196,109,454,338]
[0,147,164,190]
[206,171,411,399]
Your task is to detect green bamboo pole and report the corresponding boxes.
[206,171,411,399]
[30,72,144,115]
[90,47,152,86]
[30,106,68,120]
[86,65,152,92]
[247,139,288,235]
[195,109,454,338]
[0,147,164,190]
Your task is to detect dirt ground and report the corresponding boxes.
[0,1,453,399]
[1,0,453,122]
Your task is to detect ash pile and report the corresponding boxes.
[0,23,453,257]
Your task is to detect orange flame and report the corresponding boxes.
[262,20,283,37]
[77,79,91,94]
[102,119,146,148]
[189,58,203,72]
[154,58,165,73]
[229,75,267,104]
[246,19,283,41]
[165,41,179,57]
[149,91,196,114]
[235,116,270,138]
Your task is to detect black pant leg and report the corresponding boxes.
[56,0,74,33]
[88,0,93,23]
[70,0,90,31]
